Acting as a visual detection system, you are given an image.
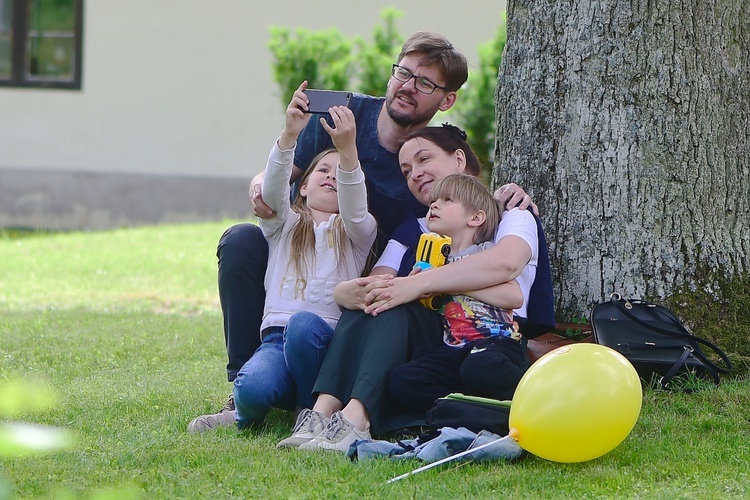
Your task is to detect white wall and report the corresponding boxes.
[0,0,506,228]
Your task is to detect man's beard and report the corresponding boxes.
[385,91,442,127]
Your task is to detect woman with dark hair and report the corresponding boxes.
[276,124,553,452]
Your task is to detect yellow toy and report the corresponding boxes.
[414,232,451,310]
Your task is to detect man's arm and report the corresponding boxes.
[495,183,539,215]
[250,165,305,219]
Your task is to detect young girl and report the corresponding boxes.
[188,82,377,433]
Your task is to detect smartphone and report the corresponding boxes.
[303,89,352,114]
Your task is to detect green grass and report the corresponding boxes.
[1,222,750,498]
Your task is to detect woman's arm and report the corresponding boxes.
[364,209,538,315]
[331,226,406,310]
[364,234,531,315]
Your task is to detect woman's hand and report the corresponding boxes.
[363,275,426,316]
[334,274,394,310]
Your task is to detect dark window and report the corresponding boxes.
[0,0,83,89]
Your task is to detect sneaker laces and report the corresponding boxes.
[221,393,235,413]
[320,412,349,442]
[291,409,316,434]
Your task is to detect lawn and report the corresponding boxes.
[1,223,749,498]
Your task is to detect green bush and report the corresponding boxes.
[267,9,404,105]
[267,26,354,107]
[351,7,404,96]
[453,12,507,169]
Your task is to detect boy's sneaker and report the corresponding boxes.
[298,411,371,453]
[187,393,236,433]
[276,409,329,449]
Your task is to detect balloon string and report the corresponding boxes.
[386,436,514,484]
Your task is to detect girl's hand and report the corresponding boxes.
[279,81,312,149]
[321,106,358,171]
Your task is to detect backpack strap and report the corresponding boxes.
[609,294,733,379]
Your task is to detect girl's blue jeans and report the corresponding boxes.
[232,311,333,428]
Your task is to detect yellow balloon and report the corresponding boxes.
[509,343,642,462]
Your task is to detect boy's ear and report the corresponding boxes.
[468,210,487,228]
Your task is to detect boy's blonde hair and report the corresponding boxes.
[288,149,347,280]
[429,174,500,245]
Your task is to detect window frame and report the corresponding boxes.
[0,0,84,90]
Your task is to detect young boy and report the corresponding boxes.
[386,174,530,414]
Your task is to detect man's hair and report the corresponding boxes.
[401,124,482,177]
[398,31,468,92]
[429,174,500,244]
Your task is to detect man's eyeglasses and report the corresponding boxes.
[391,65,447,95]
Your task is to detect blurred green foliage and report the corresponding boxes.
[0,379,71,460]
[351,7,404,96]
[268,8,404,105]
[267,26,353,107]
[454,12,507,168]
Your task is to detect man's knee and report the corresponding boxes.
[217,223,268,263]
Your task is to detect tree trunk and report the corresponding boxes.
[494,0,750,318]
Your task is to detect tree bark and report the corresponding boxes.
[494,0,750,318]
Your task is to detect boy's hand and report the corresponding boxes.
[321,106,358,171]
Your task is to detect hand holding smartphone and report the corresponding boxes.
[303,89,352,114]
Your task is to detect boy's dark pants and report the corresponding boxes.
[387,336,530,413]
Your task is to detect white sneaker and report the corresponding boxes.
[276,409,329,449]
[298,411,371,453]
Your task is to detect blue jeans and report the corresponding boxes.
[233,311,334,428]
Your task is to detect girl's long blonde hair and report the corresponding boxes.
[288,149,349,280]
